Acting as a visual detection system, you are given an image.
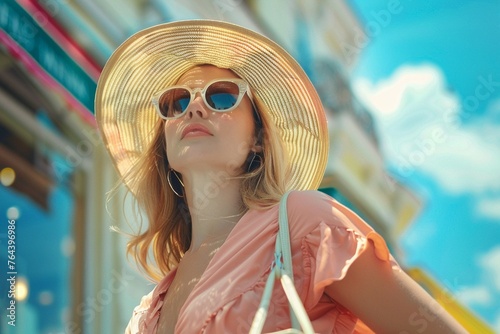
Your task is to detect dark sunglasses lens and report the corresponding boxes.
[206,81,240,110]
[159,88,191,118]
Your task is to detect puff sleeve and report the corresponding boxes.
[286,191,401,310]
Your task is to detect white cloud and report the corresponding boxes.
[476,197,500,221]
[494,312,500,334]
[353,64,500,195]
[417,129,500,194]
[354,65,450,116]
[485,97,500,122]
[456,285,492,307]
[356,66,443,116]
[478,246,500,293]
[451,247,500,329]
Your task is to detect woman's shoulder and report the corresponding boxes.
[286,189,340,224]
[286,190,396,273]
[287,189,332,207]
[285,190,373,239]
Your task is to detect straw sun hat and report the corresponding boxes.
[95,19,329,191]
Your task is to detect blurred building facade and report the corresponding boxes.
[0,0,492,333]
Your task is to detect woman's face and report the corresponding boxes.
[164,65,257,176]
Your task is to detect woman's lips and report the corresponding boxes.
[181,124,213,139]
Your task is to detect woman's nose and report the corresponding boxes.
[185,94,209,119]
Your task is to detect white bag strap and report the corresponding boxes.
[249,191,315,334]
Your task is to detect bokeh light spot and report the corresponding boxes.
[7,207,20,220]
[0,167,16,186]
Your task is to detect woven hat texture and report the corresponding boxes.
[95,20,328,191]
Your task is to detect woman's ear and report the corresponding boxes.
[252,144,263,153]
[252,128,264,153]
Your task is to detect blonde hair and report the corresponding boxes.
[125,98,290,281]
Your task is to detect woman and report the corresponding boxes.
[95,20,466,333]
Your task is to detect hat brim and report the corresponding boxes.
[95,19,328,191]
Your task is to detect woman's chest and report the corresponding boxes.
[156,245,222,333]
[153,212,282,333]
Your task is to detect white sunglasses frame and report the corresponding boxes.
[152,78,254,120]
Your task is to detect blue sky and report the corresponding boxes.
[347,0,500,329]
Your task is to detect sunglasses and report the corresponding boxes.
[152,78,253,120]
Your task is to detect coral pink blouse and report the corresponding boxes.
[125,190,400,333]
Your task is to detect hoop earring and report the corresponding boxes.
[247,152,263,173]
[167,168,185,197]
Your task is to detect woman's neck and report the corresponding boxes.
[181,169,247,252]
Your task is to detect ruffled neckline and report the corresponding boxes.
[139,268,177,333]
